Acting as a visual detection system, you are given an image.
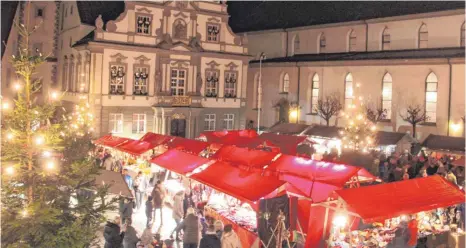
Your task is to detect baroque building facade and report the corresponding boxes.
[2,1,250,139]
[243,9,465,141]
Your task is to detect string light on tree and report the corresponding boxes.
[46,161,55,170]
[2,102,10,110]
[34,135,45,145]
[5,166,15,175]
[6,132,14,140]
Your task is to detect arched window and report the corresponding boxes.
[344,73,353,108]
[293,34,300,55]
[418,24,428,48]
[461,22,465,47]
[425,72,438,123]
[282,73,290,93]
[311,73,319,114]
[319,33,326,53]
[382,73,393,120]
[382,27,390,50]
[348,30,357,52]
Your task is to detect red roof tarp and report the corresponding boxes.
[199,130,259,147]
[115,140,157,156]
[166,137,210,155]
[212,145,279,169]
[139,132,173,146]
[150,149,211,175]
[335,175,466,223]
[94,135,133,148]
[190,161,286,203]
[258,133,308,155]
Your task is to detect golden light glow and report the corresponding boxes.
[450,122,461,132]
[50,91,58,100]
[34,135,45,145]
[43,151,51,157]
[21,209,28,217]
[13,83,21,91]
[46,161,55,170]
[289,109,299,119]
[5,166,14,175]
[6,132,14,140]
[2,102,10,109]
[371,125,376,131]
[357,114,363,120]
[333,215,347,227]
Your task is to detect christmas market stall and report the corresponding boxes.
[302,125,343,156]
[373,131,415,155]
[93,134,133,148]
[421,134,465,158]
[315,175,465,248]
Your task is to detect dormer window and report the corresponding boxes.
[136,15,151,35]
[207,24,220,42]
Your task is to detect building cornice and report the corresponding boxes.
[365,9,465,24]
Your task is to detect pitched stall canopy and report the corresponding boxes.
[421,134,466,154]
[258,133,308,155]
[266,155,377,202]
[93,135,133,148]
[116,133,172,156]
[166,137,210,155]
[139,132,173,147]
[212,145,279,169]
[199,130,259,148]
[267,123,311,135]
[150,149,211,175]
[335,175,465,223]
[190,161,286,204]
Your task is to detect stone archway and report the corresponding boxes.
[170,113,186,137]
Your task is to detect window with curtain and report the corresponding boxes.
[344,73,353,108]
[382,28,390,50]
[132,114,146,133]
[382,73,392,119]
[109,113,123,133]
[418,24,428,48]
[283,73,290,93]
[311,73,319,114]
[349,30,357,52]
[204,114,216,131]
[223,114,234,130]
[319,33,326,53]
[425,72,438,123]
[461,22,465,47]
[293,34,300,54]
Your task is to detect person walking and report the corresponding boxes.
[134,171,147,210]
[123,218,139,248]
[214,220,224,239]
[122,197,135,225]
[387,221,411,248]
[407,217,418,248]
[151,180,166,226]
[172,207,202,248]
[104,216,126,248]
[123,169,133,190]
[173,190,185,241]
[221,224,241,248]
[145,196,154,227]
[200,225,221,248]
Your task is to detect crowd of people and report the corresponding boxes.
[96,148,242,248]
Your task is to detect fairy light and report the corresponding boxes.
[2,102,10,109]
[6,132,14,140]
[5,166,15,175]
[50,91,58,100]
[34,135,45,145]
[21,209,28,217]
[46,161,55,170]
[13,83,22,91]
[43,151,51,157]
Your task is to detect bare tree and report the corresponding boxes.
[364,102,387,124]
[317,93,343,126]
[400,104,429,138]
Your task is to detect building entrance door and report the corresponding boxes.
[170,114,186,137]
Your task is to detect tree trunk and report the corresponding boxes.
[412,123,417,139]
[326,119,330,126]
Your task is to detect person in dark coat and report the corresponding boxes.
[123,218,139,248]
[200,225,221,248]
[104,216,126,248]
[145,196,154,227]
[151,180,165,225]
[122,198,135,225]
[172,207,202,247]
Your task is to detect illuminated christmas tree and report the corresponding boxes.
[339,83,377,153]
[1,16,113,247]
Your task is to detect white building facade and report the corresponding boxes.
[243,9,465,141]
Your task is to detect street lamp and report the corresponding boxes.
[257,52,266,133]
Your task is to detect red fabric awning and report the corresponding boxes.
[115,140,155,156]
[150,149,211,175]
[212,145,279,169]
[199,130,259,146]
[139,132,173,146]
[166,137,210,155]
[258,133,308,155]
[335,175,466,223]
[94,135,133,148]
[190,161,286,203]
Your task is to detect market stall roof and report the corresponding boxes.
[212,145,279,169]
[93,134,133,148]
[335,175,465,223]
[92,169,132,197]
[199,130,258,143]
[115,140,156,156]
[138,132,173,146]
[374,131,414,146]
[267,123,311,135]
[303,125,342,139]
[258,133,309,155]
[190,161,286,203]
[166,137,210,155]
[421,134,465,153]
[452,156,465,167]
[150,149,211,175]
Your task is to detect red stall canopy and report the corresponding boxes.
[166,137,210,155]
[335,175,466,223]
[258,133,308,155]
[94,135,133,148]
[116,140,156,156]
[139,132,172,146]
[150,149,211,175]
[190,161,286,203]
[199,130,259,146]
[212,145,279,169]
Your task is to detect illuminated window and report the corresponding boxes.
[283,73,290,93]
[133,67,148,95]
[382,73,392,119]
[461,22,465,47]
[205,69,219,97]
[418,24,428,49]
[311,73,319,114]
[319,33,326,53]
[109,113,123,133]
[204,114,216,131]
[425,72,438,123]
[344,73,353,108]
[348,30,357,52]
[293,34,300,54]
[223,114,234,130]
[170,68,186,96]
[132,114,146,133]
[136,15,151,35]
[382,27,390,50]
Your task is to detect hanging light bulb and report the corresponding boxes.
[46,161,55,170]
[371,125,376,131]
